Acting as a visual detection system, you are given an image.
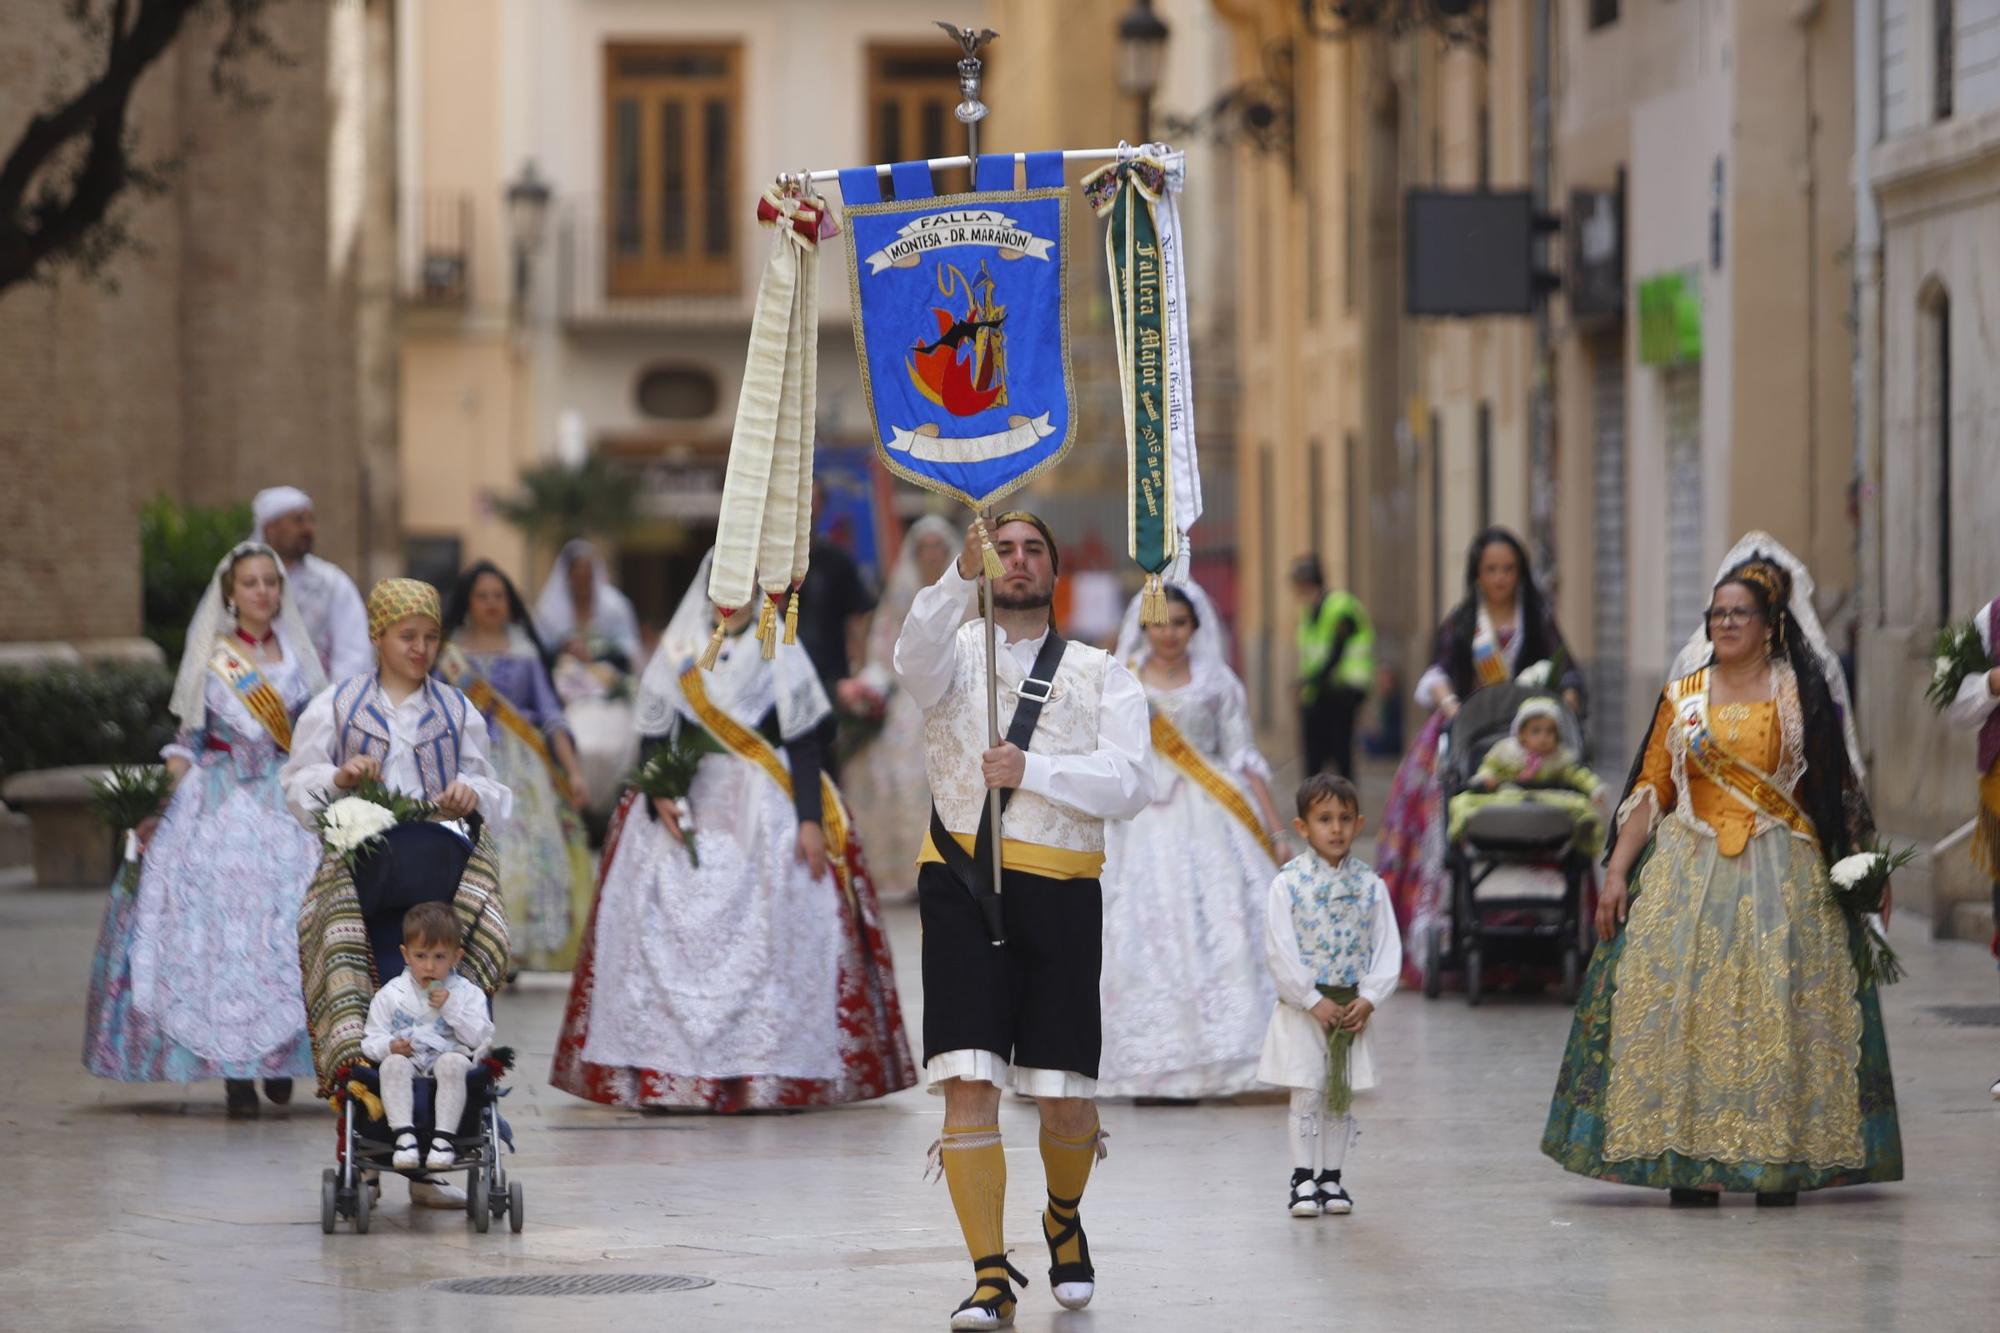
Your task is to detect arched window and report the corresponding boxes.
[1920,280,1952,624]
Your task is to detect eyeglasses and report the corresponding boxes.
[1705,607,1765,628]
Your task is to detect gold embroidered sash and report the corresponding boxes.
[1669,668,1815,842]
[678,666,857,910]
[208,642,293,751]
[1975,761,2000,880]
[437,645,573,804]
[1150,712,1276,862]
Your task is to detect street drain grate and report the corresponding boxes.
[1925,1005,2000,1027]
[431,1274,714,1297]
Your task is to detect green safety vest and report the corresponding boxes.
[1298,591,1375,702]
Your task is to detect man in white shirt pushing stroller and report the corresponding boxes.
[362,901,495,1170]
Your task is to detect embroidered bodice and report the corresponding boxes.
[1624,667,1802,858]
[1141,667,1269,793]
[1279,852,1379,990]
[170,647,313,779]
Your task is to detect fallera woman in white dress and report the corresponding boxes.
[550,553,915,1111]
[1097,581,1290,1100]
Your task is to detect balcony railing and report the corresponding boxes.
[404,190,473,307]
[557,195,755,329]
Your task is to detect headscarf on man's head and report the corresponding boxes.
[991,510,1060,575]
[367,578,442,641]
[250,486,313,543]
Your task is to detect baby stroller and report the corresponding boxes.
[1426,684,1595,1006]
[317,819,523,1235]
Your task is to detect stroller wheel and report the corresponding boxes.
[320,1168,338,1235]
[509,1181,525,1234]
[353,1171,372,1234]
[1422,928,1443,1000]
[1465,949,1484,1007]
[1561,945,1581,1004]
[470,1164,491,1233]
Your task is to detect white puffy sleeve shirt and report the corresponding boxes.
[282,683,515,829]
[1947,604,1999,732]
[893,561,1152,820]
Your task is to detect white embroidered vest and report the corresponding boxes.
[924,621,1111,854]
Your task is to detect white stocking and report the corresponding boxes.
[1323,1112,1355,1174]
[431,1052,473,1138]
[1287,1089,1324,1174]
[378,1054,416,1131]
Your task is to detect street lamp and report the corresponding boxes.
[1117,0,1171,144]
[505,158,552,313]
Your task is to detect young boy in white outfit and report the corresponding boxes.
[362,901,495,1169]
[1256,773,1402,1218]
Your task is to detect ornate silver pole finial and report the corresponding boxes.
[935,22,997,127]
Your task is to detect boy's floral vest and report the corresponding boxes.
[1282,851,1378,989]
[330,674,468,800]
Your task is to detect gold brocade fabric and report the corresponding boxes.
[1632,696,1782,857]
[1976,762,2000,881]
[1601,817,1866,1169]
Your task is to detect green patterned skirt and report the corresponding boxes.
[1541,824,1902,1193]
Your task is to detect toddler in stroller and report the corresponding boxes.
[1448,697,1605,856]
[364,900,493,1171]
[1430,688,1601,1003]
[304,817,521,1234]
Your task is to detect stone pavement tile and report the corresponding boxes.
[4,878,1998,1332]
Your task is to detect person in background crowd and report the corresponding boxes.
[440,561,596,973]
[842,515,961,898]
[1378,528,1586,988]
[251,486,372,680]
[1290,555,1374,780]
[1942,593,2000,1099]
[535,539,643,817]
[84,543,326,1117]
[795,484,880,781]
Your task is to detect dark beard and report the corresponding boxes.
[993,587,1053,612]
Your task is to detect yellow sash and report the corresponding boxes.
[208,642,293,751]
[1150,712,1277,862]
[438,646,573,804]
[1975,760,2000,880]
[678,666,857,910]
[1669,668,1816,842]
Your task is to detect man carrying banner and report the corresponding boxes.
[894,513,1151,1330]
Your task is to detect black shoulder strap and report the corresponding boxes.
[930,626,1070,944]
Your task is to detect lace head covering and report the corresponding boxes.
[168,541,328,728]
[881,515,961,618]
[533,538,641,663]
[1512,696,1563,740]
[1115,577,1227,678]
[366,578,442,641]
[635,549,831,743]
[1613,530,1873,864]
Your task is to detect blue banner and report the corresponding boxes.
[839,152,1075,510]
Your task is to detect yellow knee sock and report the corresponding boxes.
[1039,1118,1101,1269]
[939,1124,1013,1300]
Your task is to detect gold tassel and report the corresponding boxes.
[697,619,728,672]
[1140,573,1167,625]
[783,589,800,645]
[346,1079,385,1124]
[758,596,778,659]
[979,520,1005,581]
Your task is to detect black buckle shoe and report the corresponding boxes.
[1755,1191,1798,1208]
[1669,1188,1719,1208]
[224,1079,259,1119]
[262,1077,293,1106]
[1315,1170,1353,1215]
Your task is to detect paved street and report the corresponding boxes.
[4,872,1997,1333]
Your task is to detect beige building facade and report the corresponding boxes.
[1218,0,1856,780]
[396,0,1242,633]
[1856,0,2000,939]
[0,0,399,647]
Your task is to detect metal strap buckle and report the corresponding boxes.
[1015,676,1055,704]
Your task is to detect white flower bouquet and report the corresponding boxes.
[1926,620,1989,712]
[313,779,437,867]
[1826,840,1915,988]
[1515,659,1554,689]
